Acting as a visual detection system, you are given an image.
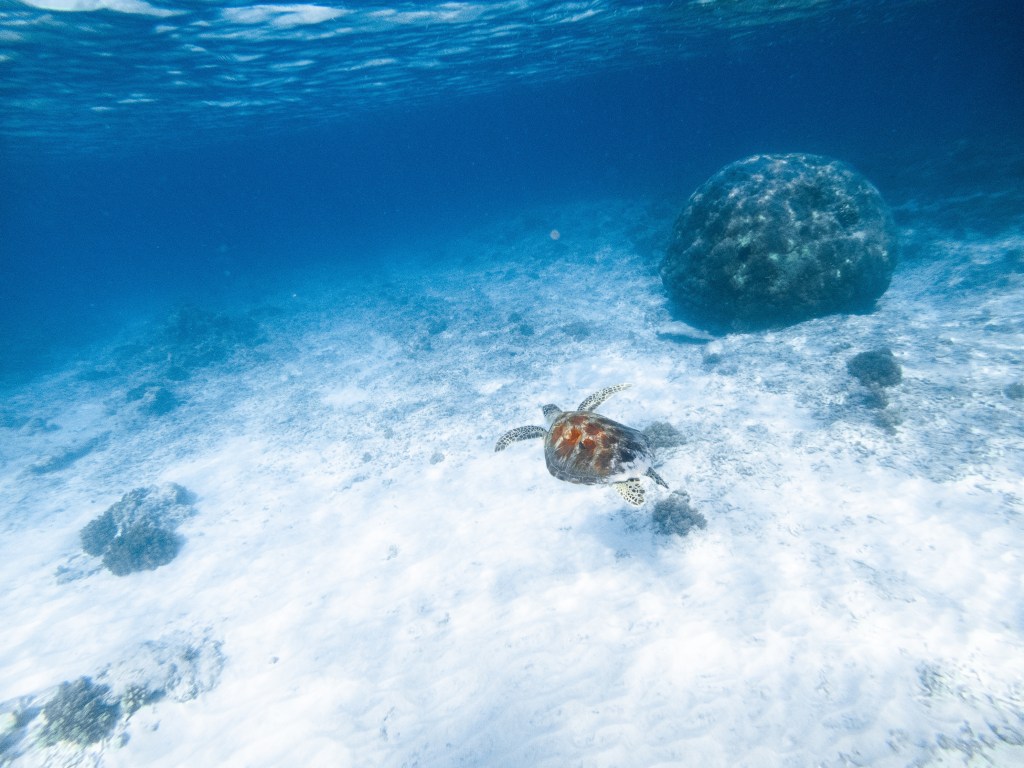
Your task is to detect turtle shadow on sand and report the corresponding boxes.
[495,384,669,506]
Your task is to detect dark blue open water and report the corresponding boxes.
[1,0,1022,383]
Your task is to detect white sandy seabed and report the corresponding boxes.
[1,198,1023,768]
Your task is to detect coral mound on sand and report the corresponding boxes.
[847,348,903,389]
[38,678,120,747]
[79,483,196,576]
[661,153,898,332]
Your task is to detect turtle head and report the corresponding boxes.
[542,404,562,425]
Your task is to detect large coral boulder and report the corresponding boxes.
[660,153,899,332]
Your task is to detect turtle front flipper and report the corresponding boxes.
[577,383,631,412]
[613,479,645,506]
[495,425,547,452]
[645,467,669,489]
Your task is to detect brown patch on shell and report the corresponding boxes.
[544,411,651,485]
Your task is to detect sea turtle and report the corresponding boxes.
[495,383,669,505]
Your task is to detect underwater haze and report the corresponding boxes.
[3,0,1021,376]
[2,1,1024,766]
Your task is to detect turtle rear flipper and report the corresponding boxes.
[645,467,669,489]
[613,479,645,506]
[495,426,547,452]
[577,383,631,412]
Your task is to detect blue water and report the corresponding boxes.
[3,4,1024,763]
[1,0,1022,383]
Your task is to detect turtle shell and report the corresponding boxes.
[543,411,653,485]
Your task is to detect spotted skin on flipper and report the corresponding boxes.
[494,425,547,452]
[614,479,646,506]
[577,383,632,413]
